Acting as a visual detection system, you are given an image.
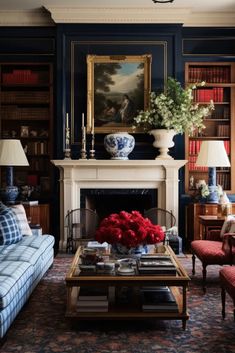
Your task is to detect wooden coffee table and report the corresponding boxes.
[65,245,190,329]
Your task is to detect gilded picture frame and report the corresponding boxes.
[87,54,152,133]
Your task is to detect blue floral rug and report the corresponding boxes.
[0,255,234,353]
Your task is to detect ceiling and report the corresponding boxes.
[0,0,235,26]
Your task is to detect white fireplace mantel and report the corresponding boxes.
[51,159,187,251]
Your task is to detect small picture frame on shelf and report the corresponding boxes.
[20,125,29,137]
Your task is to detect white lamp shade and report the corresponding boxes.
[195,140,230,167]
[0,139,29,166]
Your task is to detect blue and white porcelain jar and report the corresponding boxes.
[104,132,135,160]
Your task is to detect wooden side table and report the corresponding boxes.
[198,215,225,240]
[24,204,50,234]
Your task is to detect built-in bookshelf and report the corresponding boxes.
[185,62,235,194]
[0,63,53,202]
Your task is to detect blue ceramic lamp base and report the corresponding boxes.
[0,166,19,203]
[207,167,219,203]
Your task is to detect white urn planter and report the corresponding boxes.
[149,129,176,160]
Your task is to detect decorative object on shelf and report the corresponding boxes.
[149,129,176,159]
[218,192,232,217]
[104,132,135,160]
[20,126,29,138]
[64,113,71,159]
[196,140,230,203]
[133,77,214,158]
[95,210,165,256]
[0,139,29,203]
[80,113,87,159]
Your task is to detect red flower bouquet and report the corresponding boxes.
[95,210,165,248]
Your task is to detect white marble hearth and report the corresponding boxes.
[51,159,187,251]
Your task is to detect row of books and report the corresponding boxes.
[216,173,230,191]
[25,141,49,155]
[210,107,230,120]
[2,70,39,84]
[217,124,230,137]
[137,255,177,275]
[188,156,208,172]
[141,286,178,312]
[193,88,224,103]
[188,67,230,83]
[189,140,230,155]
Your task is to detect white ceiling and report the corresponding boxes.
[0,0,235,26]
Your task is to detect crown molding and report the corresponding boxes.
[0,7,234,27]
[46,6,235,26]
[185,12,235,27]
[0,9,54,26]
[47,7,190,24]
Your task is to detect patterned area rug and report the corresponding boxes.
[0,255,235,353]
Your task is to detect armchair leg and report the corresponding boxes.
[192,253,196,275]
[221,286,226,319]
[202,265,207,293]
[233,299,235,322]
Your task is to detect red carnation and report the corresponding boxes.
[95,210,165,249]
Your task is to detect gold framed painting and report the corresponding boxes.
[87,54,152,133]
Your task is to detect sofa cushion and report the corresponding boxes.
[10,204,32,236]
[0,207,22,245]
[0,261,33,309]
[0,235,55,266]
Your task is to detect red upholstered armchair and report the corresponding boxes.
[191,227,235,292]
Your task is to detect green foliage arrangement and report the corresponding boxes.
[133,77,214,134]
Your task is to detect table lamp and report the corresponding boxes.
[0,139,29,203]
[195,140,230,203]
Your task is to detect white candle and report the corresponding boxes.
[82,113,85,129]
[66,113,69,129]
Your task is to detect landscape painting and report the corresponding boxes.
[87,55,152,133]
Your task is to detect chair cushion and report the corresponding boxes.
[220,266,235,300]
[0,207,22,245]
[10,204,32,236]
[191,240,231,265]
[220,215,235,238]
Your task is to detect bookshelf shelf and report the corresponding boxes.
[185,62,235,194]
[0,62,53,203]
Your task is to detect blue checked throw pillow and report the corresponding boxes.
[0,207,22,245]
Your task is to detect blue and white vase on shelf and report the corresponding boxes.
[104,132,135,160]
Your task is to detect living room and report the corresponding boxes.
[0,0,235,352]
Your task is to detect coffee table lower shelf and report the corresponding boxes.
[65,286,189,329]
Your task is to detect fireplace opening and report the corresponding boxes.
[81,189,157,222]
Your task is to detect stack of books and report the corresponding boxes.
[137,255,177,275]
[141,286,178,312]
[77,287,109,312]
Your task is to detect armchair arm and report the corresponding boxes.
[221,232,235,260]
[206,229,221,241]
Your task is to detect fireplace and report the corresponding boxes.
[81,188,157,221]
[51,159,187,251]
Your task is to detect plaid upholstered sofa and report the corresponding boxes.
[0,203,54,338]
